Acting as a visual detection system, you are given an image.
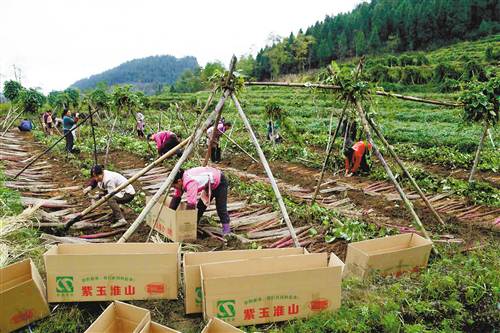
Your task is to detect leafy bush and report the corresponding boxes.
[460,77,499,125]
[2,80,23,101]
[400,66,431,84]
[368,64,393,83]
[463,60,488,81]
[433,62,461,82]
[439,78,461,93]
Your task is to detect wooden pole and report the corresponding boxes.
[245,82,462,107]
[119,90,230,243]
[104,116,118,165]
[90,108,98,165]
[1,108,24,137]
[354,99,436,254]
[221,130,260,164]
[1,105,16,129]
[232,93,300,248]
[487,129,495,149]
[13,108,99,179]
[469,124,489,183]
[368,118,445,226]
[311,103,348,204]
[204,56,237,166]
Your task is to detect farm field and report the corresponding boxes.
[1,13,499,333]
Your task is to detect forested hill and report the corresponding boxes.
[71,55,198,94]
[254,0,500,80]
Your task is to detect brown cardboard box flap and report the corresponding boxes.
[84,301,150,333]
[0,259,50,333]
[201,318,244,333]
[139,321,181,333]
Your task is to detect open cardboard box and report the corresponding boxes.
[44,243,180,302]
[201,253,344,326]
[146,195,197,242]
[84,301,150,333]
[201,317,244,333]
[183,247,307,314]
[139,321,181,333]
[344,233,433,278]
[0,259,50,333]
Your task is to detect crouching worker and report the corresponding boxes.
[18,119,33,132]
[147,130,182,157]
[344,140,372,177]
[83,165,136,228]
[169,166,231,236]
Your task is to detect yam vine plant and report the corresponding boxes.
[460,77,500,125]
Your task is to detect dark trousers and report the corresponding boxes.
[108,193,135,220]
[64,130,74,153]
[210,145,221,163]
[159,136,180,156]
[169,173,230,225]
[137,129,145,138]
[358,153,370,173]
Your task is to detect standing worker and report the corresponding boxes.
[62,109,77,153]
[83,165,136,228]
[344,140,372,177]
[147,130,182,157]
[206,121,232,163]
[170,166,231,236]
[136,112,145,138]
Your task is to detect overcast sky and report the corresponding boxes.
[1,0,360,93]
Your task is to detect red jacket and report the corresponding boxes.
[345,141,372,173]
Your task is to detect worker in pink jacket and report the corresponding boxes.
[147,130,182,157]
[206,121,232,163]
[169,166,231,235]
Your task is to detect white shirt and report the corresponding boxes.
[98,170,135,198]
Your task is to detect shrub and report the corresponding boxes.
[399,54,415,66]
[400,66,431,84]
[433,62,461,82]
[464,60,488,81]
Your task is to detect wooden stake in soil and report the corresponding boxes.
[368,118,445,226]
[90,107,98,165]
[232,93,300,248]
[468,124,489,183]
[354,99,436,254]
[221,130,260,164]
[204,56,237,166]
[104,116,118,165]
[311,103,348,204]
[119,90,231,243]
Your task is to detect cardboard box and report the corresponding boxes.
[44,243,180,302]
[183,247,307,314]
[344,233,433,279]
[0,259,50,333]
[201,253,344,326]
[139,321,180,333]
[84,301,150,333]
[146,195,197,242]
[201,317,244,333]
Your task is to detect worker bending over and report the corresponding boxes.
[147,130,182,157]
[344,141,372,177]
[169,166,231,236]
[83,165,136,228]
[206,121,232,163]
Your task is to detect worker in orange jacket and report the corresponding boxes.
[344,141,372,176]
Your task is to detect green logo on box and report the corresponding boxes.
[56,276,74,293]
[217,300,236,319]
[195,287,203,304]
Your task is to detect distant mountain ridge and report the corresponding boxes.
[71,55,199,94]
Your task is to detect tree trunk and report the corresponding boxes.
[232,93,300,248]
[469,125,489,183]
